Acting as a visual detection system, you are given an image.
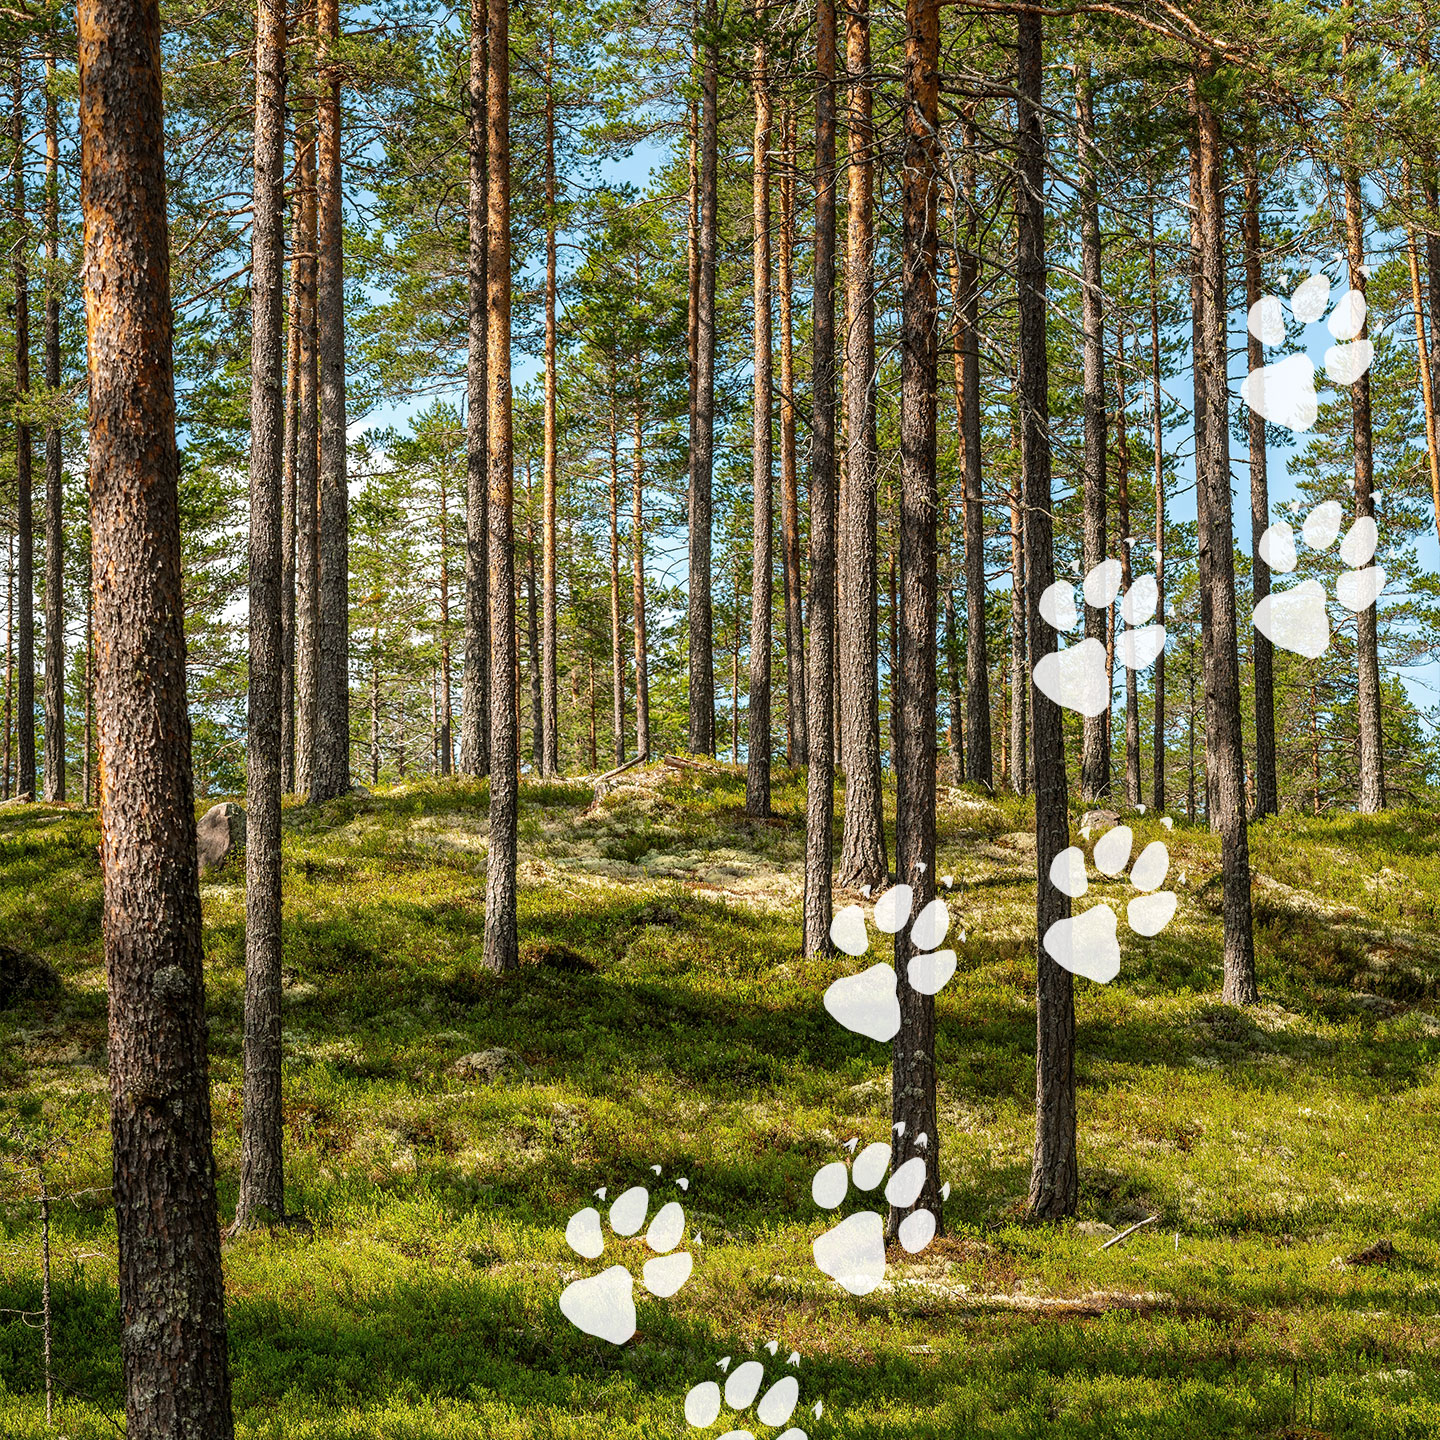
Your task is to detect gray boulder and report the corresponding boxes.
[0,945,61,1008]
[197,802,246,876]
[453,1047,530,1083]
[1080,808,1120,832]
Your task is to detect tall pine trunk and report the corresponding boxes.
[608,388,626,764]
[1148,209,1166,811]
[955,109,991,787]
[1115,323,1139,805]
[1076,64,1109,803]
[461,0,489,777]
[1008,478,1026,795]
[12,67,33,801]
[688,0,718,755]
[746,21,772,816]
[280,197,299,793]
[890,0,943,1236]
[540,28,559,776]
[1193,81,1257,1005]
[1019,12,1076,1220]
[79,0,237,1426]
[837,0,884,886]
[803,0,838,957]
[236,0,288,1232]
[312,0,349,801]
[777,101,806,766]
[631,310,650,757]
[42,57,63,801]
[484,0,518,973]
[439,474,452,773]
[293,56,319,797]
[1243,152,1276,817]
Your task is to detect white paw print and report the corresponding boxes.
[1034,559,1164,717]
[825,883,958,1041]
[1043,824,1176,984]
[1253,499,1384,659]
[1240,269,1373,434]
[684,1343,821,1440]
[559,1171,694,1344]
[810,1131,946,1295]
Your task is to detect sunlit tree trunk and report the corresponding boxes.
[79,0,236,1426]
[1019,12,1076,1221]
[280,197,300,793]
[747,22,772,816]
[461,0,489,778]
[1008,478,1026,795]
[1148,208,1166,812]
[837,0,884,886]
[236,0,288,1233]
[12,65,33,801]
[608,384,626,764]
[42,55,63,802]
[1115,322,1139,806]
[484,0,518,974]
[632,354,650,759]
[540,26,559,776]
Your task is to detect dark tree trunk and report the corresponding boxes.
[954,109,991,788]
[688,0,718,755]
[525,476,542,765]
[3,529,12,796]
[747,24,772,817]
[236,0,288,1232]
[484,0,518,973]
[837,0,885,886]
[1076,64,1108,803]
[42,58,63,802]
[312,0,349,801]
[890,0,943,1237]
[1193,82,1257,1005]
[1008,479,1026,795]
[461,0,489,778]
[293,64,318,798]
[280,193,299,793]
[1115,323,1140,805]
[632,337,650,758]
[1342,157,1383,813]
[12,67,33,801]
[608,391,626,764]
[1242,153,1276,818]
[1148,208,1166,812]
[78,0,236,1428]
[439,475,452,774]
[777,100,806,767]
[803,0,838,957]
[1019,12,1076,1221]
[540,27,559,776]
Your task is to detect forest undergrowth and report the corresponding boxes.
[2,765,1440,1437]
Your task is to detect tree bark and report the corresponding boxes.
[747,23,772,816]
[1403,168,1440,543]
[1115,322,1140,805]
[525,472,542,764]
[890,0,943,1237]
[632,326,650,758]
[280,193,300,794]
[461,0,489,778]
[1341,152,1383,813]
[540,27,559,776]
[608,387,626,764]
[1242,152,1276,817]
[1019,12,1076,1220]
[439,472,452,773]
[1193,81,1257,1005]
[803,0,838,958]
[78,0,237,1427]
[12,66,33,801]
[777,100,806,767]
[293,48,319,798]
[311,0,349,801]
[484,0,518,973]
[1076,64,1108,803]
[3,529,12,797]
[41,57,63,802]
[837,0,885,886]
[236,0,288,1232]
[1148,208,1166,812]
[952,110,991,788]
[688,0,718,756]
[1008,477,1026,795]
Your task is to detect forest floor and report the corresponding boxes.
[3,762,1440,1437]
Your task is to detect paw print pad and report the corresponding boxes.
[1241,270,1374,434]
[1034,560,1164,717]
[825,885,958,1042]
[559,1173,693,1344]
[1043,824,1176,984]
[810,1133,946,1295]
[684,1344,820,1440]
[1253,500,1383,658]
